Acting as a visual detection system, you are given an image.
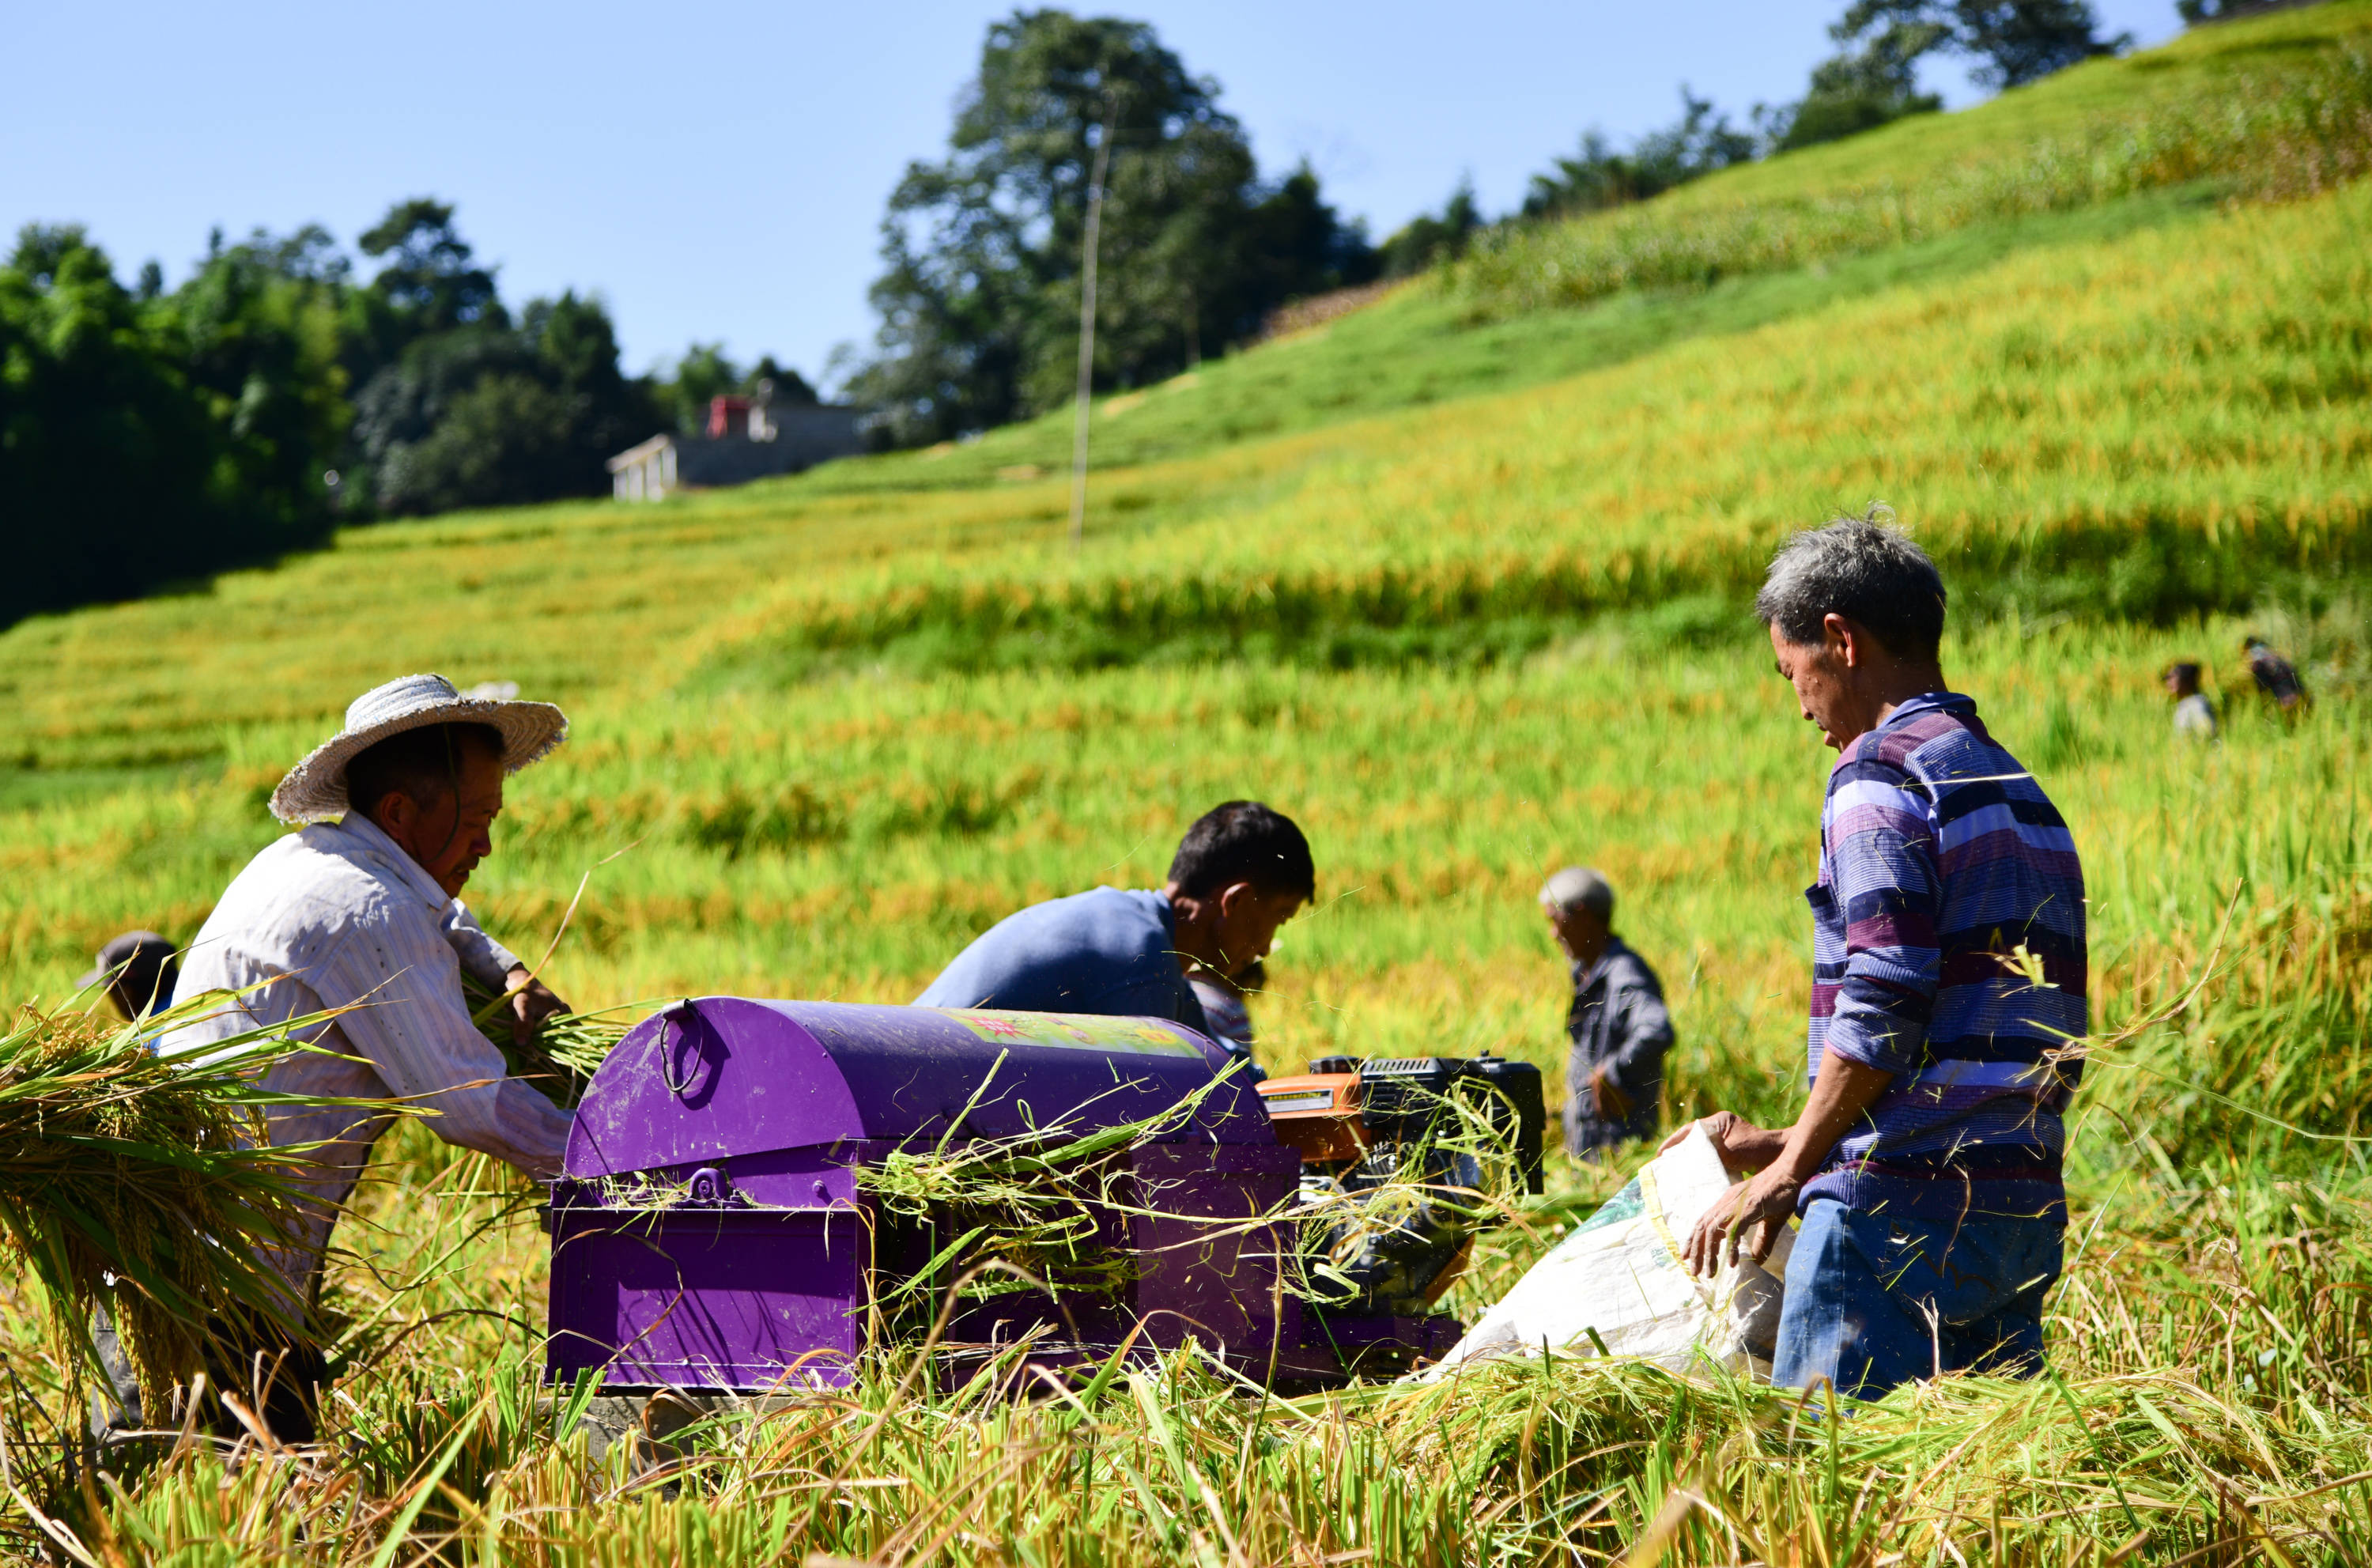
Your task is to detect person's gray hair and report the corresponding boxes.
[1539,867,1615,920]
[1753,504,1947,660]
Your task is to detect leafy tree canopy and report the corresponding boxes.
[0,225,330,625]
[357,198,503,336]
[849,8,1374,446]
[1520,90,1759,222]
[1770,17,1948,151]
[1380,180,1483,280]
[1834,0,2129,93]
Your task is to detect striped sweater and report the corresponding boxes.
[1800,692,2087,1224]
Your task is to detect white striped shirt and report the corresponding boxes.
[162,813,572,1290]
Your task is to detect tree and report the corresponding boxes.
[161,225,353,529]
[663,343,742,434]
[1832,0,2128,93]
[0,225,330,626]
[341,198,507,406]
[848,9,1373,445]
[1770,17,1947,151]
[357,198,502,337]
[519,290,657,477]
[1381,180,1483,279]
[351,289,656,516]
[748,357,819,405]
[336,200,655,515]
[1630,89,1760,187]
[1233,165,1376,311]
[1521,90,1759,223]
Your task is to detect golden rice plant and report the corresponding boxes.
[0,989,383,1417]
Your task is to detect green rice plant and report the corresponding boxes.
[462,973,640,1104]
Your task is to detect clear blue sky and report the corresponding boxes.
[4,1,2181,387]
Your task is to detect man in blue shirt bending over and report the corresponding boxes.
[915,800,1313,1075]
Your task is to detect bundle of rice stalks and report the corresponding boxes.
[463,975,640,1106]
[856,1060,1239,1333]
[0,990,389,1418]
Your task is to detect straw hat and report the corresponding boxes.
[270,673,568,824]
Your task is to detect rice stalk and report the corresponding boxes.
[852,1064,1246,1328]
[462,975,641,1105]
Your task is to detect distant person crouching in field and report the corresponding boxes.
[1541,867,1671,1159]
[2164,661,2218,742]
[77,929,180,1021]
[2244,635,2310,720]
[133,674,579,1443]
[1672,510,2087,1400]
[915,801,1312,1080]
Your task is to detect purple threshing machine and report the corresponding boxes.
[546,999,1539,1394]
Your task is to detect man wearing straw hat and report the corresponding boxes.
[132,674,578,1441]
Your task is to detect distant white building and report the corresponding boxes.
[607,434,678,501]
[608,380,867,501]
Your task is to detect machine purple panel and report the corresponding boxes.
[545,998,1456,1392]
[565,998,1271,1180]
[548,1208,864,1389]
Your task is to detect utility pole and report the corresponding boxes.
[1068,91,1118,554]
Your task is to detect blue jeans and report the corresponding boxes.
[1771,1199,2062,1399]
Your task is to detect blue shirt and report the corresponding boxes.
[916,886,1213,1034]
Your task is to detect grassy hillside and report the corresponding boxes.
[2,5,2371,1560]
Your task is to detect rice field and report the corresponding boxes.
[2,6,2371,1559]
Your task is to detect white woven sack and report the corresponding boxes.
[1421,1122,1794,1381]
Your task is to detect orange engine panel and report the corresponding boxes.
[1255,1071,1369,1166]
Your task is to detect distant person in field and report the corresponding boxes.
[1671,511,2087,1401]
[77,930,180,1021]
[1541,867,1672,1159]
[2164,661,2218,742]
[141,674,577,1442]
[915,801,1313,1079]
[2243,636,2310,719]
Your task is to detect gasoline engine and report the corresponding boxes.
[1256,1053,1546,1317]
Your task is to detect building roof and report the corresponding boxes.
[606,433,675,472]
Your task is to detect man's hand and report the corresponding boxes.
[1590,1065,1635,1122]
[1683,1167,1801,1276]
[504,965,570,1046]
[1661,1111,1787,1176]
[1671,1051,1896,1279]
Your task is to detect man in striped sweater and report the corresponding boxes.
[1675,511,2086,1397]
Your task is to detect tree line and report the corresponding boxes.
[0,203,817,626]
[1381,0,2131,275]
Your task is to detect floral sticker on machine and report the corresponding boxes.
[935,1009,1201,1056]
